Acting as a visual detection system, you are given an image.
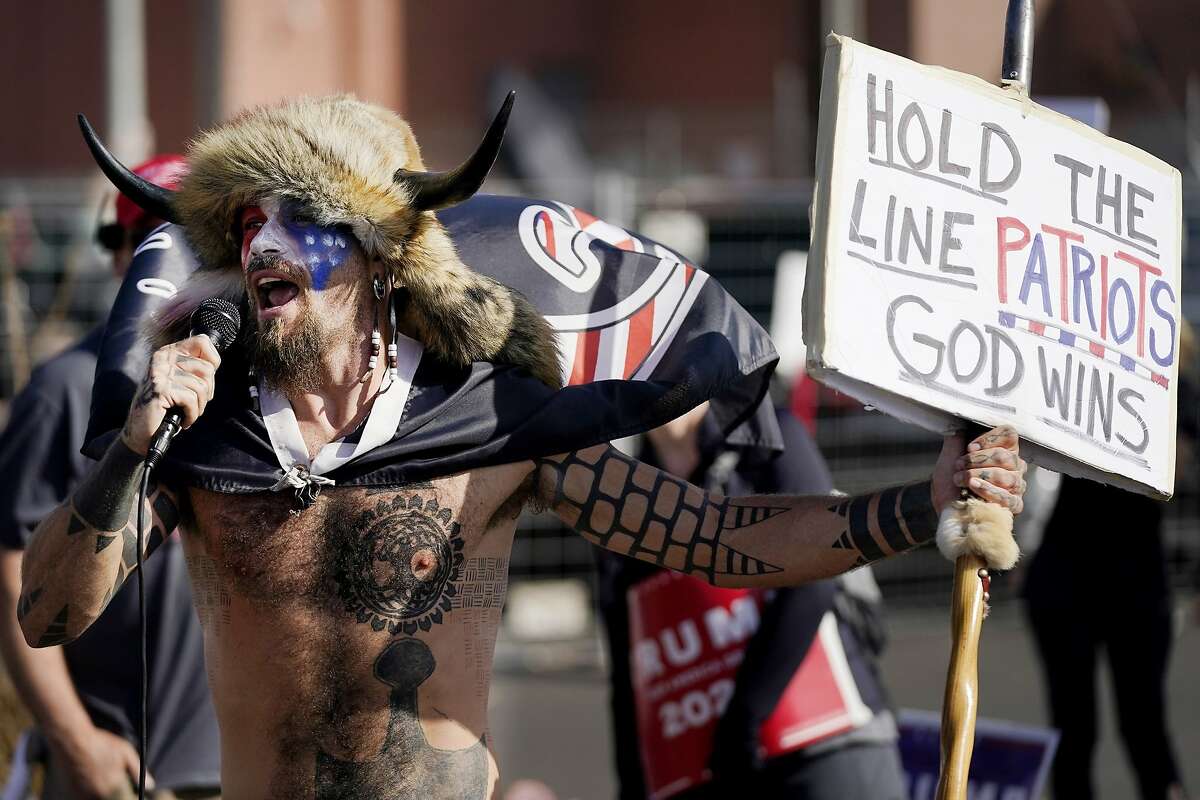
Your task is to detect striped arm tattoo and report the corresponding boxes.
[538,446,788,583]
[828,482,940,566]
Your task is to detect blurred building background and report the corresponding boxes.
[0,0,1197,796]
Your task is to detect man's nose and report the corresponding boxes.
[249,218,288,259]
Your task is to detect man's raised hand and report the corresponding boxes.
[932,425,1028,515]
[121,335,221,456]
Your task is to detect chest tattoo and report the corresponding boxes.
[333,494,465,635]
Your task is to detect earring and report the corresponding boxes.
[368,327,381,370]
[369,275,385,372]
[387,293,399,382]
[248,364,260,413]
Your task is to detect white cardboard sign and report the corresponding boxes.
[805,36,1182,497]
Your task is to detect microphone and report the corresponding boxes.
[144,298,242,468]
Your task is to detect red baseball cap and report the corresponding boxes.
[115,154,188,230]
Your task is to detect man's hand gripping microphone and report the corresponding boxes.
[144,299,241,469]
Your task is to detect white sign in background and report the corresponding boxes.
[806,36,1182,497]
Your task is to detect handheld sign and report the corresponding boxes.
[806,35,1182,497]
[897,710,1058,800]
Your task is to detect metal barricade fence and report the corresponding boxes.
[0,178,116,400]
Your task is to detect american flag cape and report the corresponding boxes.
[84,195,781,491]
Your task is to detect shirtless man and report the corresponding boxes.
[18,96,1028,799]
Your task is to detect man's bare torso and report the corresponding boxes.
[179,462,533,799]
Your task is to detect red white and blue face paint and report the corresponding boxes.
[240,197,353,291]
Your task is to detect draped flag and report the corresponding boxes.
[85,195,780,490]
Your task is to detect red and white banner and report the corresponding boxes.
[628,571,872,799]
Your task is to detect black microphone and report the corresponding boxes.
[144,298,241,469]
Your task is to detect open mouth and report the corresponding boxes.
[253,273,301,311]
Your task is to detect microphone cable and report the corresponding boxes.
[136,461,151,800]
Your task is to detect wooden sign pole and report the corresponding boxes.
[935,5,1033,798]
[935,551,992,800]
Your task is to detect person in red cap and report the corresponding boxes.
[0,156,221,799]
[95,155,190,276]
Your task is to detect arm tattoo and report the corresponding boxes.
[19,452,179,645]
[121,368,158,441]
[71,439,178,611]
[828,481,939,565]
[539,447,787,582]
[134,372,155,409]
[72,438,146,532]
[15,588,41,622]
[36,605,70,647]
[93,486,177,610]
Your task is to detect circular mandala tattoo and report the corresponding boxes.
[336,494,464,635]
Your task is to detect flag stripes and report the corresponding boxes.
[998,310,1169,389]
[559,262,702,386]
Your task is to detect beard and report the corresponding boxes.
[250,307,327,394]
[247,255,329,393]
[246,254,372,394]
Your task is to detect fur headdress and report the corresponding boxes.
[78,95,561,387]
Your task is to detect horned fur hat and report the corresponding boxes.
[79,94,561,388]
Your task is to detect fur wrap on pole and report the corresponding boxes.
[935,498,1019,571]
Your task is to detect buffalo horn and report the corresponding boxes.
[393,91,515,211]
[77,114,179,224]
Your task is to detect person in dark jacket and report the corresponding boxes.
[1023,321,1195,800]
[0,156,221,799]
[596,404,907,800]
[1024,477,1186,800]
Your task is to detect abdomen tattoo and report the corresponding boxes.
[315,638,487,799]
